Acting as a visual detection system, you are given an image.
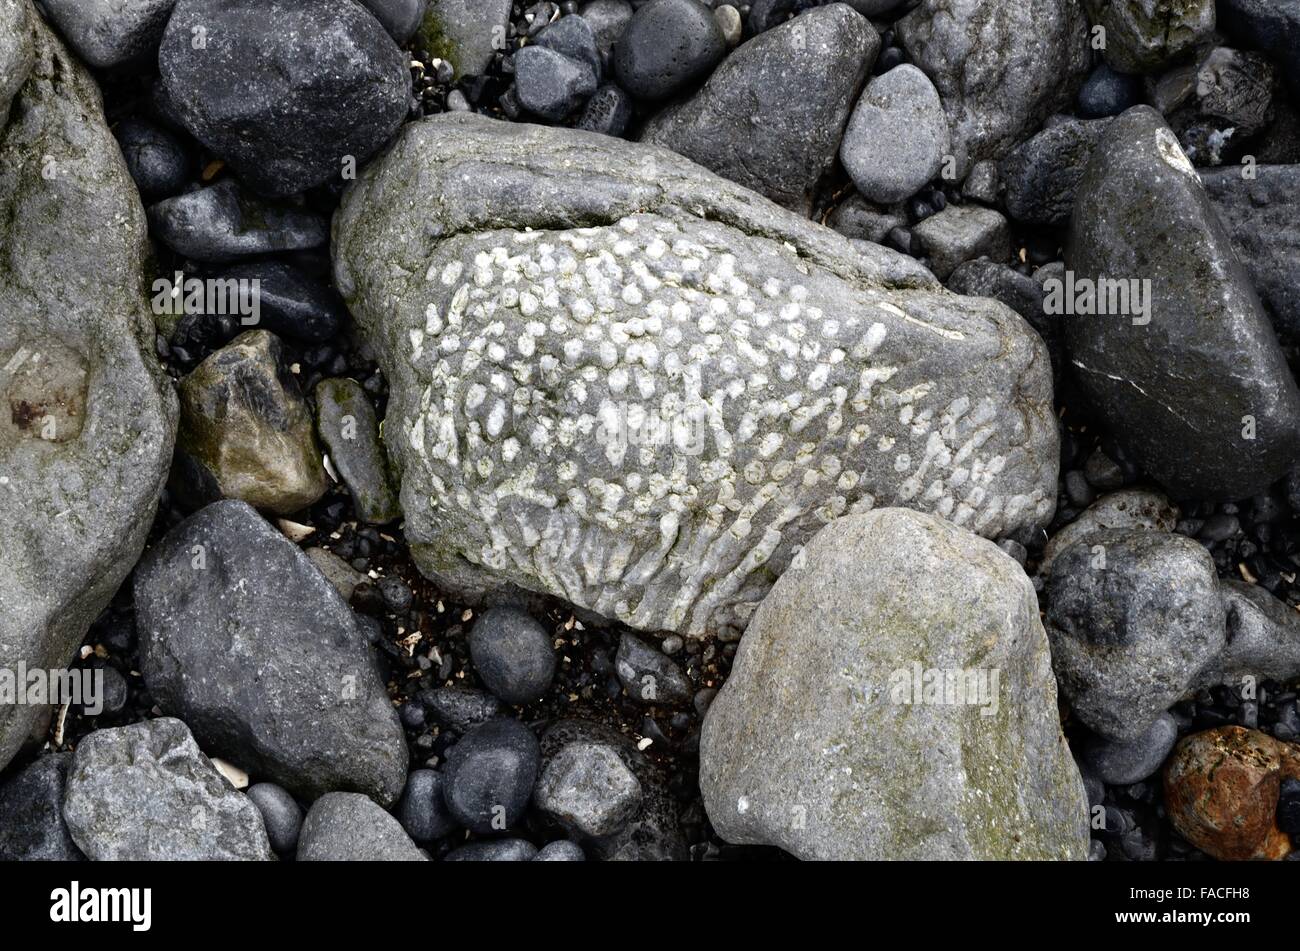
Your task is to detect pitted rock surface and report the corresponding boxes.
[0,5,176,773]
[334,113,1059,637]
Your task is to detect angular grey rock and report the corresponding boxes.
[418,0,512,77]
[947,260,1045,327]
[701,508,1090,860]
[1201,165,1300,339]
[0,754,83,861]
[0,0,33,125]
[827,194,904,245]
[160,0,411,197]
[840,64,949,205]
[333,113,1061,638]
[1193,580,1300,689]
[533,739,643,837]
[1065,107,1300,499]
[513,44,598,121]
[420,685,506,733]
[577,82,633,137]
[615,632,692,706]
[962,160,1000,204]
[911,204,1011,280]
[639,5,877,213]
[539,719,687,860]
[1000,117,1110,227]
[1045,528,1226,742]
[134,500,409,806]
[315,377,400,524]
[1081,712,1178,784]
[62,718,275,861]
[39,0,175,69]
[1082,0,1215,74]
[0,9,176,774]
[297,792,427,861]
[535,13,602,78]
[1036,488,1179,578]
[898,0,1091,175]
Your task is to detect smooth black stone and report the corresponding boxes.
[468,607,556,705]
[147,180,329,264]
[614,0,726,101]
[246,782,304,854]
[1077,61,1142,119]
[360,0,427,43]
[218,260,347,343]
[397,769,459,843]
[441,719,540,834]
[159,0,411,197]
[113,117,192,200]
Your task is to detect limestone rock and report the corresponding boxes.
[333,113,1060,638]
[700,508,1090,860]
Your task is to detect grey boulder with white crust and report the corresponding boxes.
[333,113,1060,639]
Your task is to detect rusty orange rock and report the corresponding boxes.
[1164,726,1300,861]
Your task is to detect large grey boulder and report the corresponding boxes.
[333,113,1060,639]
[134,500,409,807]
[897,0,1091,176]
[639,5,877,214]
[1201,165,1300,340]
[1045,529,1226,741]
[700,508,1090,860]
[1065,107,1300,500]
[296,792,427,861]
[0,6,176,775]
[0,0,33,124]
[62,718,275,861]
